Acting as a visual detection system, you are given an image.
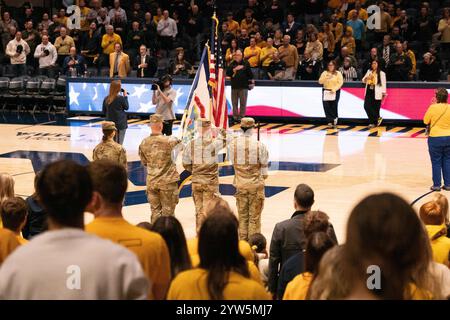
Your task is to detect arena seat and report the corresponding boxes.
[34,78,56,114]
[19,77,41,113]
[3,77,25,112]
[0,77,9,109]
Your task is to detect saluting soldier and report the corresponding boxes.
[182,118,227,231]
[93,121,127,168]
[228,117,269,241]
[139,114,182,223]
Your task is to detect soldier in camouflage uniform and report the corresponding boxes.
[139,114,181,223]
[228,117,269,241]
[93,121,127,168]
[182,118,227,231]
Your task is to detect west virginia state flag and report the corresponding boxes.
[179,47,212,143]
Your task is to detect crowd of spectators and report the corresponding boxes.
[0,161,449,299]
[0,0,448,82]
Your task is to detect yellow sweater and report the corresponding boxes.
[425,224,450,265]
[260,46,277,67]
[423,103,450,137]
[0,228,20,264]
[283,272,313,300]
[101,33,122,55]
[167,268,270,300]
[319,71,344,92]
[244,46,262,67]
[227,20,240,35]
[85,216,171,299]
[54,35,75,55]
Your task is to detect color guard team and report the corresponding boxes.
[93,115,268,241]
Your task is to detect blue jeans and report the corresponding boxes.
[428,136,450,187]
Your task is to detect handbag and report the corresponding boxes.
[323,89,336,101]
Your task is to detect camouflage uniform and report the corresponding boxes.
[228,117,269,241]
[93,121,128,168]
[182,118,227,230]
[139,114,181,223]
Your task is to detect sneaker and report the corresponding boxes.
[327,123,333,128]
[377,117,383,127]
[368,124,375,129]
[333,118,338,126]
[443,186,450,191]
[431,186,442,191]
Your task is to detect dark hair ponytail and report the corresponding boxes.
[198,207,249,300]
[102,129,114,141]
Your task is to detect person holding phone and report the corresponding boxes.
[362,60,387,128]
[152,75,177,136]
[424,88,450,191]
[318,60,343,128]
[102,80,129,145]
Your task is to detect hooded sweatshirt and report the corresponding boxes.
[426,224,450,265]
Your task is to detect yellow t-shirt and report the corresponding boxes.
[227,20,240,35]
[186,237,262,284]
[167,268,270,300]
[425,224,450,265]
[85,216,171,300]
[56,16,68,27]
[101,33,122,55]
[283,272,314,300]
[424,103,450,137]
[0,228,20,264]
[240,19,257,33]
[260,46,277,67]
[244,46,262,68]
[347,8,369,21]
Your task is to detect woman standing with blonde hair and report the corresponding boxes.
[102,80,129,145]
[424,88,450,191]
[0,173,14,204]
[433,193,450,236]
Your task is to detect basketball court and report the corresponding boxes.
[0,113,437,243]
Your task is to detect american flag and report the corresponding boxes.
[209,12,229,129]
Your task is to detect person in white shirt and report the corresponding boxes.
[5,31,30,77]
[157,10,178,51]
[34,35,57,78]
[108,0,127,23]
[0,160,150,300]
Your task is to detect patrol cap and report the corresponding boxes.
[240,117,255,128]
[197,118,211,128]
[102,121,116,131]
[149,114,164,124]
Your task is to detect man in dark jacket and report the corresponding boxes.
[298,51,320,80]
[387,42,412,81]
[363,47,386,73]
[268,184,338,298]
[135,44,157,78]
[125,21,145,65]
[80,22,101,67]
[226,49,254,123]
[419,52,441,82]
[281,13,301,41]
